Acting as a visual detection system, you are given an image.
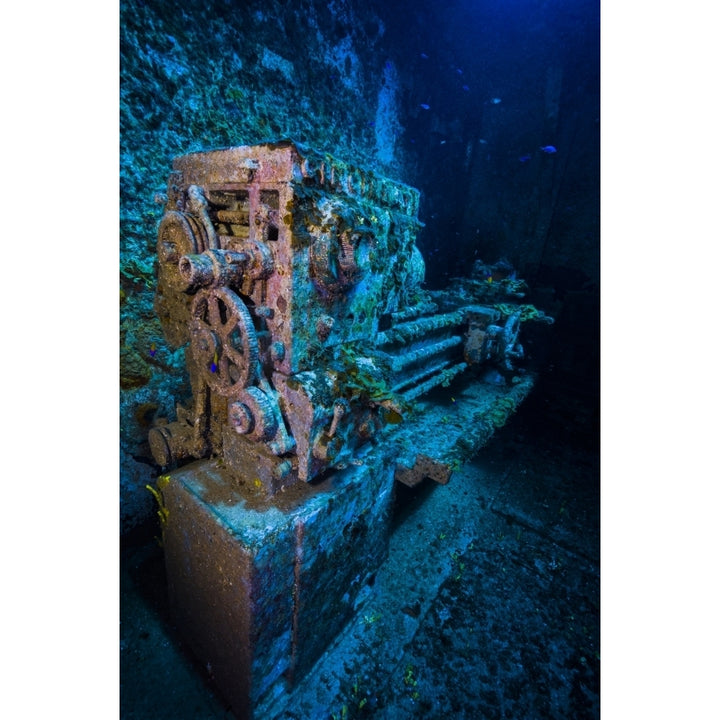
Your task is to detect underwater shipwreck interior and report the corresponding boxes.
[120,0,600,718]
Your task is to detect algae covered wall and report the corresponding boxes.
[119,0,409,530]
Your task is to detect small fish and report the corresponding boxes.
[420,52,429,59]
[456,68,463,75]
[440,140,446,145]
[149,342,157,358]
[478,138,488,145]
[490,97,502,104]
[519,154,532,163]
[540,145,557,153]
[462,84,470,91]
[419,103,430,110]
[210,350,218,373]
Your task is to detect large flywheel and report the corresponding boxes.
[189,287,259,397]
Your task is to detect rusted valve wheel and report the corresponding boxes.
[189,287,259,397]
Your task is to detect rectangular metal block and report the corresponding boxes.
[160,464,296,716]
[158,454,394,719]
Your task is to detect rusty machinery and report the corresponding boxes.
[148,141,531,494]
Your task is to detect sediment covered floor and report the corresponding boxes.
[120,378,599,719]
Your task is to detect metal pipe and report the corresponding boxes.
[387,335,462,372]
[400,362,468,402]
[375,310,465,348]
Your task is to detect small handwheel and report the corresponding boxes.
[189,287,259,397]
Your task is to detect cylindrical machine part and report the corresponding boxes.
[179,253,214,288]
[375,310,465,347]
[390,359,453,395]
[400,362,468,402]
[148,422,195,467]
[389,300,438,324]
[387,335,463,372]
[178,249,249,291]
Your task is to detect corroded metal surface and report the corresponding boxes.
[146,141,552,720]
[149,141,538,493]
